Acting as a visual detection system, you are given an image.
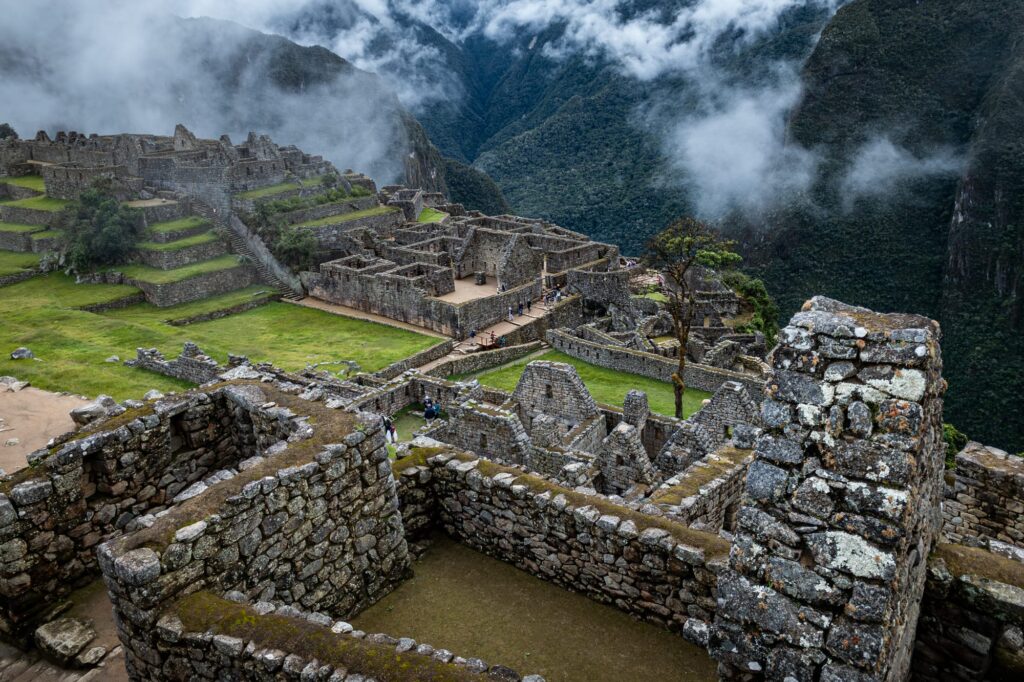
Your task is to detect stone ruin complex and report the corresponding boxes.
[0,294,1018,680]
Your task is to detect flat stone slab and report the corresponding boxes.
[34,617,96,664]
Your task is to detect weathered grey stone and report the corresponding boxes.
[34,617,96,664]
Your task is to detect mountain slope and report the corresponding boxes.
[746,0,1024,449]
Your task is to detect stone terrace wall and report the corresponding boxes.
[710,296,946,682]
[547,328,764,396]
[373,339,455,381]
[912,545,1024,681]
[427,450,730,646]
[135,239,227,270]
[97,410,411,680]
[0,385,292,641]
[943,442,1024,549]
[426,341,544,378]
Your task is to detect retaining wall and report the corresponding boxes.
[135,239,227,270]
[547,328,764,395]
[426,341,545,378]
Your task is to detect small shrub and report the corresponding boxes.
[943,423,969,469]
[274,228,318,272]
[722,270,780,346]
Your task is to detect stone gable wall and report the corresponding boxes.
[942,442,1024,549]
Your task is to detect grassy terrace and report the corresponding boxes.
[234,176,325,200]
[0,250,41,277]
[417,207,447,223]
[0,221,43,234]
[148,216,210,235]
[458,349,712,418]
[111,254,242,284]
[0,274,437,400]
[30,229,62,240]
[136,231,219,252]
[104,285,274,324]
[0,175,46,192]
[294,205,398,228]
[0,195,69,211]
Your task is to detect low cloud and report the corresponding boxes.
[839,136,962,211]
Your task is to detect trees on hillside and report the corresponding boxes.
[60,179,143,272]
[644,217,741,418]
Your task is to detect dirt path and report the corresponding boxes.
[288,298,448,339]
[0,386,88,472]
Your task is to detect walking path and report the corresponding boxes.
[287,298,448,339]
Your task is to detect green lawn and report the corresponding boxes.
[417,207,446,223]
[148,216,210,235]
[0,221,43,234]
[112,255,243,284]
[234,177,326,201]
[0,195,69,212]
[634,292,668,303]
[294,205,398,228]
[461,350,711,418]
[0,274,437,401]
[1,175,46,192]
[136,231,219,252]
[30,230,62,240]
[0,250,41,277]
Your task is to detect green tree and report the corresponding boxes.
[721,270,780,346]
[644,217,742,418]
[0,123,17,140]
[274,227,318,272]
[59,179,142,272]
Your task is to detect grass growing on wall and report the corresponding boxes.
[293,205,398,228]
[0,175,46,192]
[0,195,69,211]
[0,250,41,277]
[147,216,210,235]
[460,349,712,417]
[110,255,243,284]
[0,274,437,401]
[417,207,446,223]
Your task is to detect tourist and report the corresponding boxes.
[499,335,507,347]
[507,306,514,322]
[469,329,477,340]
[527,299,532,313]
[389,420,397,443]
[517,302,524,316]
[383,415,395,443]
[489,331,496,345]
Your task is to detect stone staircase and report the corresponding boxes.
[224,228,303,301]
[0,642,126,682]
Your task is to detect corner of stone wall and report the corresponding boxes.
[709,296,945,681]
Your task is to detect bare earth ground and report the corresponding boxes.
[290,298,447,338]
[0,387,88,473]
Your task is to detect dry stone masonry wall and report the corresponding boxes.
[943,442,1024,549]
[710,296,947,682]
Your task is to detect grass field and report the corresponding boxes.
[294,205,398,228]
[0,195,69,212]
[136,231,219,252]
[111,255,242,284]
[103,285,275,324]
[460,350,711,417]
[0,274,438,401]
[0,175,46,192]
[417,207,446,223]
[0,250,41,277]
[148,216,210,235]
[234,177,325,200]
[0,221,43,234]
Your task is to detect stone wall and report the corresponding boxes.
[135,239,227,270]
[0,205,57,227]
[129,264,256,307]
[942,442,1024,549]
[0,231,33,252]
[373,340,455,381]
[0,270,37,287]
[278,196,379,225]
[126,343,223,384]
[547,328,765,396]
[97,407,412,680]
[425,341,544,378]
[304,210,404,249]
[912,544,1024,681]
[651,445,755,532]
[228,214,304,297]
[709,297,946,682]
[0,385,293,641]
[427,450,729,645]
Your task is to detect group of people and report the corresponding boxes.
[506,298,533,322]
[381,397,443,445]
[544,286,563,305]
